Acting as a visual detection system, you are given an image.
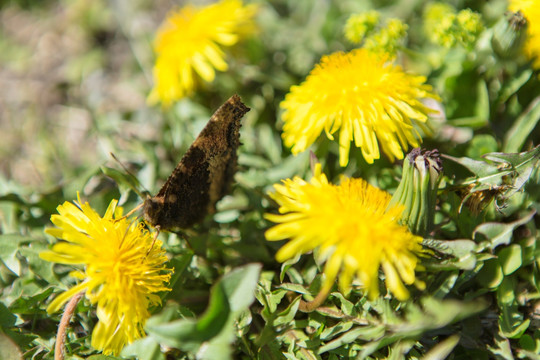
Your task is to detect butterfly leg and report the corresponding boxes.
[147,225,161,256]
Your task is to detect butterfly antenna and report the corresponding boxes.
[123,203,144,219]
[110,152,151,198]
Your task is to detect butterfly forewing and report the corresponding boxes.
[143,95,250,230]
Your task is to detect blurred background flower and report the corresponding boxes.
[148,0,257,106]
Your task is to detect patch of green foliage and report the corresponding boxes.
[0,0,539,359]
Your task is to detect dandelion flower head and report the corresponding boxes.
[148,0,257,106]
[265,164,424,301]
[280,49,439,167]
[41,196,171,355]
[509,0,540,68]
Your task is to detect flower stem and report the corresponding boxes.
[298,286,331,313]
[54,292,84,360]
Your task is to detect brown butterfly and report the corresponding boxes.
[143,95,250,231]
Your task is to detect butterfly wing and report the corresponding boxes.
[143,95,250,229]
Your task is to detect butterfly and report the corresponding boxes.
[143,95,250,231]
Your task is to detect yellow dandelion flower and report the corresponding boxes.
[148,0,257,106]
[41,196,171,355]
[280,49,439,167]
[509,0,540,68]
[265,164,424,301]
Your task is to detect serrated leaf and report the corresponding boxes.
[279,283,309,295]
[499,303,530,338]
[428,239,477,258]
[424,239,477,270]
[483,145,540,168]
[274,296,300,326]
[320,321,354,341]
[319,326,385,354]
[330,292,355,316]
[474,210,536,249]
[443,155,499,179]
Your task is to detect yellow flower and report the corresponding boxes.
[148,0,257,106]
[280,49,438,167]
[265,164,424,301]
[509,0,540,68]
[41,196,171,355]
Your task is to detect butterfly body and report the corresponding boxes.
[143,95,250,230]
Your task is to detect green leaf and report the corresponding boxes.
[320,321,354,341]
[499,303,530,338]
[146,264,261,356]
[165,251,194,297]
[219,263,262,313]
[497,277,516,305]
[424,239,477,270]
[330,292,355,316]
[474,80,490,125]
[466,135,498,159]
[503,96,540,152]
[319,325,385,354]
[474,210,536,249]
[442,155,500,179]
[498,244,522,275]
[0,302,16,328]
[499,69,533,104]
[421,335,460,360]
[273,296,300,326]
[476,259,504,289]
[483,145,540,168]
[488,334,514,360]
[19,241,57,284]
[0,234,33,276]
[101,165,146,198]
[121,336,164,360]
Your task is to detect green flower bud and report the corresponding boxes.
[492,11,528,59]
[388,148,443,237]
